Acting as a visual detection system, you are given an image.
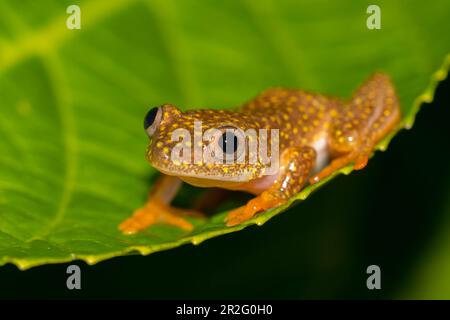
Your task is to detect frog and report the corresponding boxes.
[119,72,401,234]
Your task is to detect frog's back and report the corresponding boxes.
[240,88,342,149]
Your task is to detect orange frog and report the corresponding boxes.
[119,73,401,234]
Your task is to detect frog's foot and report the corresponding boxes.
[225,192,283,227]
[119,200,204,235]
[309,151,370,184]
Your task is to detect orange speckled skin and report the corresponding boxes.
[240,72,400,163]
[119,73,401,233]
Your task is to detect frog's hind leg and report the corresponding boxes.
[225,146,316,226]
[119,175,204,234]
[310,72,401,184]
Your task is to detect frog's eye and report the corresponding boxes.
[218,131,238,155]
[144,107,162,137]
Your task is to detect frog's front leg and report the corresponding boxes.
[310,72,401,183]
[119,175,204,234]
[225,146,316,226]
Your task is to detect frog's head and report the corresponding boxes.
[143,104,279,187]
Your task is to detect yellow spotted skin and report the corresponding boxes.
[148,106,273,182]
[119,72,401,233]
[241,73,400,158]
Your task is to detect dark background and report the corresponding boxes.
[0,77,449,299]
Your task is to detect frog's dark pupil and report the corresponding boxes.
[219,132,238,154]
[144,107,159,130]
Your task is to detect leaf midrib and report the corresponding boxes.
[0,0,136,74]
[25,54,77,242]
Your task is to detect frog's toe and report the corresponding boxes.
[119,202,194,234]
[225,206,253,227]
[353,153,369,170]
[119,207,158,235]
[225,193,282,227]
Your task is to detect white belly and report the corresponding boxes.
[311,136,329,173]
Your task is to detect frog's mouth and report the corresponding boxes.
[152,163,279,193]
[153,164,257,183]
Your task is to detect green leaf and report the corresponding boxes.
[0,0,449,269]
